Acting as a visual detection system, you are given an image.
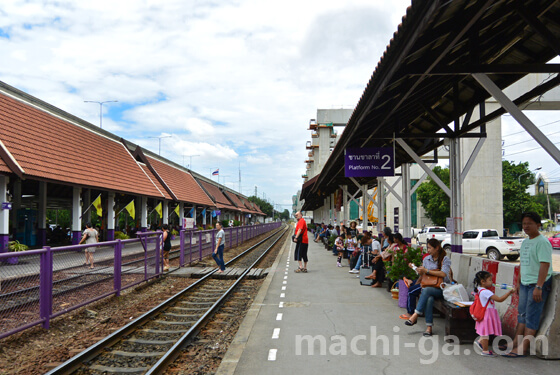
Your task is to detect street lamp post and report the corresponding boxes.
[518,167,542,185]
[84,100,118,129]
[150,135,172,155]
[183,154,200,169]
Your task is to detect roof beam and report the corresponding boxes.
[473,72,560,165]
[360,0,496,147]
[406,64,560,75]
[514,0,560,57]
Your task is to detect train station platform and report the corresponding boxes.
[217,236,559,375]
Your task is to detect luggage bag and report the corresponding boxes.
[359,251,373,286]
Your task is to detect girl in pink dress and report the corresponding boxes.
[473,271,516,356]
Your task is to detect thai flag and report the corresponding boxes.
[212,169,219,176]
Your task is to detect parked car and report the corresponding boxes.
[549,233,560,249]
[417,226,450,245]
[442,229,523,261]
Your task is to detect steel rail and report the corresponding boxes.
[45,225,287,375]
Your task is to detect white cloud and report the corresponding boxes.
[0,0,412,206]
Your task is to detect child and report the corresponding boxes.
[345,234,358,268]
[335,235,345,267]
[473,270,516,356]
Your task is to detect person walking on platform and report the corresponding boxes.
[79,222,98,269]
[213,222,226,273]
[161,224,171,272]
[293,211,309,273]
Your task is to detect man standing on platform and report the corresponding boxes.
[293,211,309,273]
[213,222,226,273]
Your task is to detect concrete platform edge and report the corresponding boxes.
[215,230,292,375]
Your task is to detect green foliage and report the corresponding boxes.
[415,166,450,226]
[532,193,558,220]
[327,234,337,248]
[279,209,290,221]
[247,196,273,217]
[46,209,71,229]
[171,229,179,236]
[502,160,544,227]
[221,219,229,227]
[114,231,130,240]
[385,245,423,281]
[8,240,28,252]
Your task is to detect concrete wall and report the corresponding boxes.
[461,103,504,233]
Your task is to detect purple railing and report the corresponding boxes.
[0,222,281,340]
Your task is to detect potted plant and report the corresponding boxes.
[385,245,423,306]
[6,240,28,265]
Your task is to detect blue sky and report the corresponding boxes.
[0,0,413,210]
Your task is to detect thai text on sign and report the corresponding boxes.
[344,147,395,177]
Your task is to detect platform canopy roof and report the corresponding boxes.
[302,0,560,211]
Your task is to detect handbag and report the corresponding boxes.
[421,270,444,288]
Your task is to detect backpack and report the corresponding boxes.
[470,290,491,321]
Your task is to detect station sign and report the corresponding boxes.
[1,202,12,210]
[344,147,395,177]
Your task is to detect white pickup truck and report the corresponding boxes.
[441,229,523,261]
[417,226,450,245]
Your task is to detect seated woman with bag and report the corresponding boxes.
[404,238,452,337]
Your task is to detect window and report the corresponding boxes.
[482,230,498,238]
[463,231,477,239]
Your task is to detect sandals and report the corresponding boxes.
[404,319,417,326]
[480,351,497,357]
[302,268,307,273]
[423,331,433,337]
[294,267,302,273]
[399,314,411,320]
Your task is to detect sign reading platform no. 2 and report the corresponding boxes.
[345,147,395,177]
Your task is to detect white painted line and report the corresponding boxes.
[284,271,288,275]
[283,276,288,280]
[268,349,277,361]
[280,293,285,298]
[272,328,280,339]
[276,313,283,321]
[279,302,284,308]
[283,281,287,284]
[282,286,286,290]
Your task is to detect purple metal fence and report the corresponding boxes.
[0,222,281,339]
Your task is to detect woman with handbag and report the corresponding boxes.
[404,238,451,337]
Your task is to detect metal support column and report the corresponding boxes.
[71,187,82,244]
[402,163,412,242]
[377,177,385,233]
[450,138,463,253]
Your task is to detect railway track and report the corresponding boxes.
[46,225,287,375]
[0,251,163,317]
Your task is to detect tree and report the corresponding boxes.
[280,209,290,221]
[415,166,450,226]
[533,193,559,220]
[502,160,543,227]
[247,196,273,217]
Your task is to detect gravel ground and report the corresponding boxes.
[0,229,286,375]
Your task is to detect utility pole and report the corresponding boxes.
[254,186,257,197]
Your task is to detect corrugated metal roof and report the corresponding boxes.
[304,0,560,210]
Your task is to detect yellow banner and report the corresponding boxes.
[93,194,102,217]
[155,202,162,218]
[174,204,180,217]
[125,200,135,219]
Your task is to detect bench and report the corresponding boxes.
[433,299,477,343]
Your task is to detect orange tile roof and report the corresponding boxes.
[224,191,254,213]
[238,196,260,214]
[139,164,171,200]
[0,93,167,198]
[197,180,239,211]
[146,156,215,206]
